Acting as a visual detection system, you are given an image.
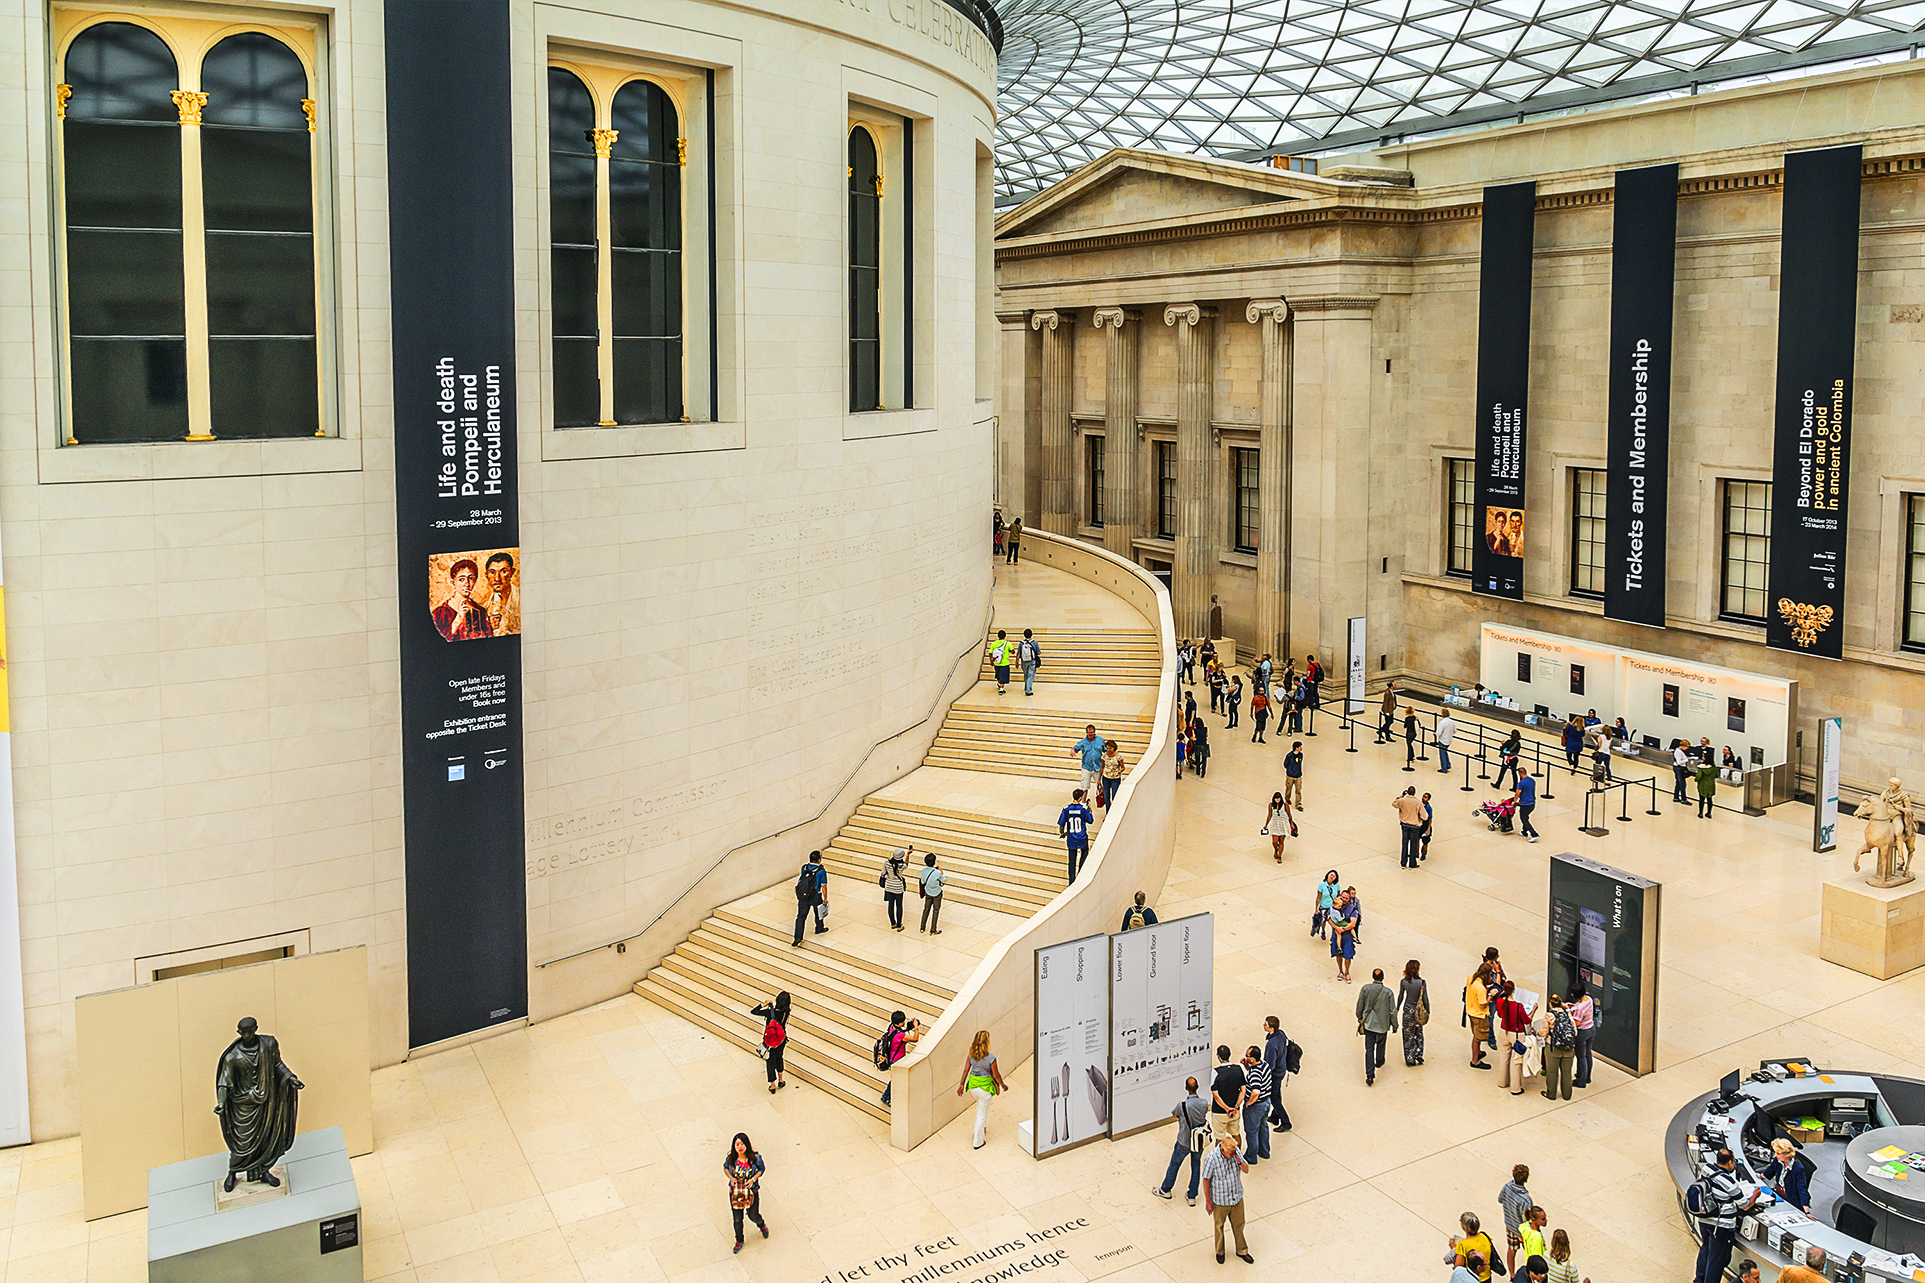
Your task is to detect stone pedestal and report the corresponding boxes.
[148,1127,360,1283]
[1820,877,1925,979]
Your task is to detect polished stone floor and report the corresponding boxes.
[6,613,1920,1280]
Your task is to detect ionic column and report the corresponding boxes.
[1032,309,1076,534]
[1166,303,1216,639]
[1091,307,1139,559]
[1247,299,1292,662]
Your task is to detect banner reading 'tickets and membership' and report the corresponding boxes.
[1767,145,1861,660]
[1603,164,1678,630]
[386,0,529,1048]
[1472,181,1536,600]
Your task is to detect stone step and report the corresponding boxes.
[833,825,1065,875]
[711,908,960,1004]
[660,945,906,1059]
[854,799,1062,845]
[818,849,1057,914]
[824,839,1066,896]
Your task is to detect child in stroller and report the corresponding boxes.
[1475,795,1517,833]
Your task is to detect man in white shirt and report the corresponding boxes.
[1672,740,1692,803]
[1436,713,1458,774]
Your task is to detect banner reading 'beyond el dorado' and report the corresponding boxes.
[1472,181,1537,600]
[1767,145,1861,659]
[1603,163,1678,629]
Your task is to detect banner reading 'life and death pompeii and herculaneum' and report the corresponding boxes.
[1474,151,1860,657]
[386,0,529,1049]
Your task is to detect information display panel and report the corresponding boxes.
[1033,935,1110,1159]
[1108,913,1213,1139]
[1547,854,1659,1076]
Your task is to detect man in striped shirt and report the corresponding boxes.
[1240,1047,1272,1163]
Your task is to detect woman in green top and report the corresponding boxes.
[956,1029,1007,1149]
[1695,760,1719,818]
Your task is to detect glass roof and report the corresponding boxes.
[993,0,1925,199]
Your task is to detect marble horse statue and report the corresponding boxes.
[1853,777,1917,889]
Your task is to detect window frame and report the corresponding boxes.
[1719,479,1772,625]
[845,104,917,416]
[1904,493,1925,653]
[1155,440,1176,540]
[1086,432,1104,528]
[1446,457,1475,578]
[1231,446,1258,554]
[51,8,334,447]
[545,54,712,431]
[1570,467,1606,599]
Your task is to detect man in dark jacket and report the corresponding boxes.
[1262,1016,1292,1131]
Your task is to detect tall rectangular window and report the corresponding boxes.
[1086,435,1104,527]
[1232,448,1258,553]
[1156,442,1176,539]
[1905,495,1925,652]
[1570,468,1606,598]
[1447,458,1475,577]
[58,18,323,443]
[548,65,684,427]
[1721,480,1772,623]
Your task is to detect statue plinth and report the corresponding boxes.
[213,1164,288,1211]
[1821,876,1925,980]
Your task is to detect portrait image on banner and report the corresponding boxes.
[1033,935,1110,1158]
[386,0,530,1049]
[1108,914,1213,1138]
[1604,163,1678,629]
[1767,145,1861,659]
[1471,181,1536,600]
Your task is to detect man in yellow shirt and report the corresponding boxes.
[1465,965,1494,1070]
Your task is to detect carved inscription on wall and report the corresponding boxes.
[527,777,729,880]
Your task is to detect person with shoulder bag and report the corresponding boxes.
[918,852,946,935]
[879,848,909,932]
[749,993,790,1093]
[1540,993,1578,1101]
[1151,1077,1211,1205]
[1398,959,1430,1066]
[722,1132,768,1254]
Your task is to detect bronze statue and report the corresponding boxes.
[214,1017,303,1192]
[1853,777,1917,889]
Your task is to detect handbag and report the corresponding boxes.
[1412,982,1431,1027]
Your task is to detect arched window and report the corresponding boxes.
[848,127,881,412]
[609,80,682,425]
[547,67,598,427]
[545,69,684,428]
[200,32,317,438]
[62,22,187,443]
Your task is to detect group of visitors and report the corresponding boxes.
[1670,738,1727,816]
[987,626,1044,696]
[993,512,1021,563]
[1461,953,1596,1097]
[1150,1016,1295,1265]
[1446,1166,1593,1282]
[873,846,948,934]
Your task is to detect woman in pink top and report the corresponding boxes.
[1567,982,1596,1089]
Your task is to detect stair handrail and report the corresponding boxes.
[534,601,994,969]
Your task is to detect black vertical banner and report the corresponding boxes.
[1768,145,1861,659]
[1471,181,1536,600]
[1603,163,1678,629]
[386,0,528,1047]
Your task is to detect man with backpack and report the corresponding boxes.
[1690,1147,1757,1283]
[1150,1077,1210,1205]
[1017,628,1043,696]
[1059,789,1095,883]
[875,1011,920,1106]
[1540,994,1578,1100]
[791,851,828,946]
[1120,891,1158,931]
[1261,1016,1293,1131]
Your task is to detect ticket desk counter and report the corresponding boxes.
[1665,1064,1925,1280]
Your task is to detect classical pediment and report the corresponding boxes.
[996,149,1338,240]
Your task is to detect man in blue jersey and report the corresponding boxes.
[1059,789,1095,883]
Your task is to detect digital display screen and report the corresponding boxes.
[1548,854,1659,1074]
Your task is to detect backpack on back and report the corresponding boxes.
[1684,1177,1711,1217]
[1283,1039,1303,1077]
[763,1018,786,1050]
[1549,1008,1577,1050]
[1125,907,1146,930]
[795,864,819,901]
[872,1026,901,1070]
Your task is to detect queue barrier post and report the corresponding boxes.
[1646,778,1663,817]
[1477,725,1492,781]
[1416,709,1431,762]
[1615,781,1633,824]
[1460,748,1475,793]
[1538,742,1555,801]
[1345,713,1357,754]
[1306,700,1318,737]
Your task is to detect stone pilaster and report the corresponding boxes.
[1032,309,1076,535]
[1091,307,1139,560]
[1246,299,1291,664]
[1288,296,1377,670]
[1166,303,1216,640]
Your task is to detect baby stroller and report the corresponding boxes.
[1475,796,1517,833]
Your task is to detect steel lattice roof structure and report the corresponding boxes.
[992,0,1925,200]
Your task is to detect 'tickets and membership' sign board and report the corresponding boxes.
[1767,145,1862,660]
[386,0,529,1049]
[1603,163,1678,630]
[1471,181,1537,601]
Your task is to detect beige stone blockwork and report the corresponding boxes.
[1820,877,1925,980]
